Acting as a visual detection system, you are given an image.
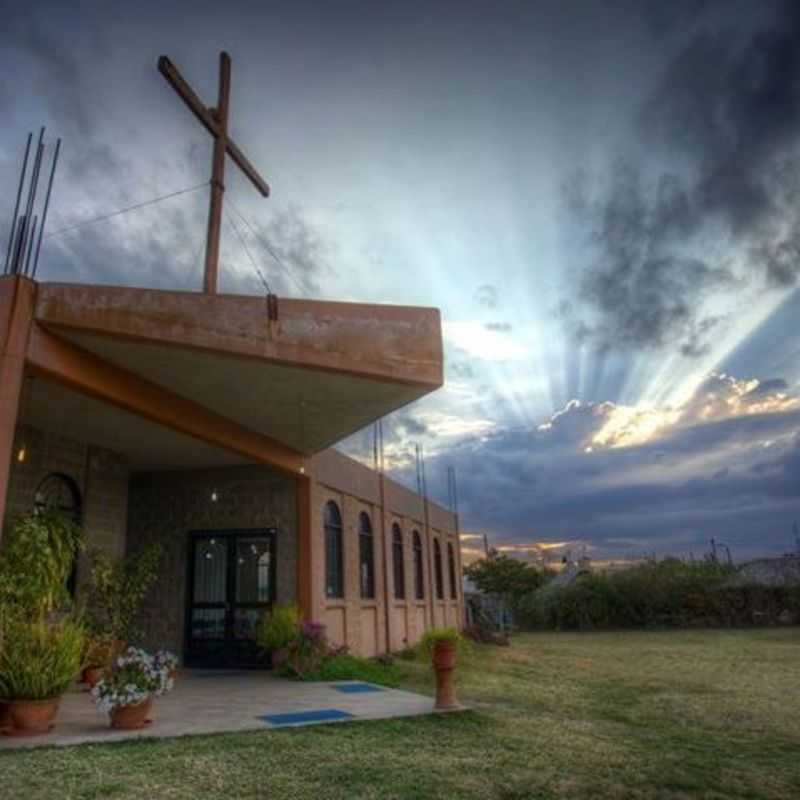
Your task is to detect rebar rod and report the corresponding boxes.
[3,133,32,274]
[20,129,45,269]
[23,215,38,276]
[10,215,27,275]
[32,138,61,278]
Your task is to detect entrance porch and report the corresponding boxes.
[0,672,442,750]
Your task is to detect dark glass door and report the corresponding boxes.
[185,530,276,668]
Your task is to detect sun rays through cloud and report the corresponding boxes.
[4,0,800,561]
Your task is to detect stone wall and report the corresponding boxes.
[2,424,129,591]
[126,465,297,656]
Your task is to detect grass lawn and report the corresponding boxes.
[2,629,799,799]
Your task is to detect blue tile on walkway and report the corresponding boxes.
[260,709,353,727]
[332,682,385,694]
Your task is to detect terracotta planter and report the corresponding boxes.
[432,641,457,671]
[432,641,458,710]
[109,695,153,730]
[83,666,105,689]
[5,697,61,736]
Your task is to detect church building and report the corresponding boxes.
[0,51,463,666]
[0,276,463,664]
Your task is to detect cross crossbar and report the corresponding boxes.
[158,56,270,198]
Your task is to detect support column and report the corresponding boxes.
[296,473,313,621]
[379,473,392,654]
[453,512,465,628]
[0,276,35,542]
[423,500,435,629]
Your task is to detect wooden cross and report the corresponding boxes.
[158,51,270,295]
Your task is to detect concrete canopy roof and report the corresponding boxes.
[32,283,443,456]
[20,379,248,471]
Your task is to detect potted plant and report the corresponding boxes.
[0,510,86,736]
[81,634,119,689]
[256,603,299,668]
[92,647,174,730]
[0,616,86,736]
[86,544,162,651]
[420,627,466,710]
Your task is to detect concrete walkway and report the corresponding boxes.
[0,671,443,750]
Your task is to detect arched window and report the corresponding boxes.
[448,542,458,599]
[34,472,82,597]
[413,530,424,600]
[392,524,405,600]
[434,538,444,600]
[324,501,344,598]
[359,512,375,599]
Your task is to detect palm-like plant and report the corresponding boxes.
[0,616,86,701]
[0,508,83,616]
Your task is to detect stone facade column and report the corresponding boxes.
[0,277,35,543]
[296,473,313,621]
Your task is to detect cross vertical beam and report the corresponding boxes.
[205,52,231,295]
[158,51,270,295]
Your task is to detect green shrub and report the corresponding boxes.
[518,558,800,631]
[464,553,554,616]
[256,604,299,652]
[295,654,402,687]
[0,617,86,700]
[396,645,420,660]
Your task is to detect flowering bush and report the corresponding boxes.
[153,649,179,674]
[91,647,174,714]
[283,621,347,679]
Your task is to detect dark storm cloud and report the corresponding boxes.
[567,0,800,355]
[419,398,800,559]
[565,162,735,354]
[387,372,800,560]
[0,13,93,131]
[642,0,713,37]
[42,190,211,291]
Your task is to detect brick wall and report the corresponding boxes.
[1,425,462,662]
[2,424,129,590]
[126,465,297,656]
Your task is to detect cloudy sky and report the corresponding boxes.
[3,0,800,563]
